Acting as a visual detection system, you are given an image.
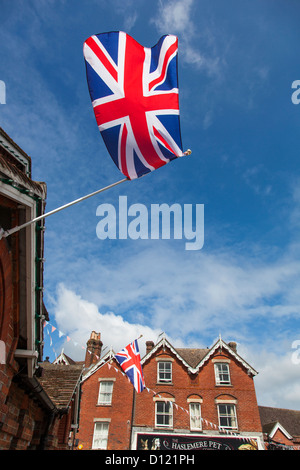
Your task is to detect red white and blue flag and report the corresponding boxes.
[115,339,145,393]
[83,31,184,180]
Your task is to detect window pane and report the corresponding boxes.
[156,401,164,413]
[215,363,230,384]
[156,401,172,427]
[92,422,109,449]
[98,381,114,404]
[158,362,172,382]
[218,404,237,429]
[190,403,201,429]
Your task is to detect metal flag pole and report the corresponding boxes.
[0,177,129,240]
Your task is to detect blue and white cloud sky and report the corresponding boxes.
[1,0,300,409]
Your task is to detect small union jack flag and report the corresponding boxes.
[115,339,145,393]
[83,31,184,179]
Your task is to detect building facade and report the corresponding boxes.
[77,332,264,450]
[0,127,82,450]
[76,332,134,450]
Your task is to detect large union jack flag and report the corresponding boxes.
[115,339,145,393]
[83,31,184,180]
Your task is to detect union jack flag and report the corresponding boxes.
[115,339,145,393]
[83,31,184,180]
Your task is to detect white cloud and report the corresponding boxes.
[151,0,203,67]
[44,233,300,354]
[49,282,300,410]
[124,11,138,32]
[244,346,300,410]
[52,283,183,360]
[151,0,221,75]
[155,0,195,34]
[112,0,138,32]
[43,173,300,369]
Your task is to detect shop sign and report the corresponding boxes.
[137,433,258,451]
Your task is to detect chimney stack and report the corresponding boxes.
[146,341,154,355]
[228,341,237,353]
[85,331,103,368]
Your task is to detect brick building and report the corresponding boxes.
[259,406,300,450]
[0,127,82,450]
[76,332,264,450]
[38,360,83,449]
[76,332,134,450]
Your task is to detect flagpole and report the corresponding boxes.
[0,177,129,239]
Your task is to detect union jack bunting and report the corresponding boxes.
[115,339,145,393]
[83,31,184,179]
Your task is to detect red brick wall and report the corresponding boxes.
[0,233,65,450]
[0,236,17,449]
[0,380,49,450]
[77,344,262,450]
[134,346,262,433]
[77,361,134,450]
[0,237,44,449]
[271,428,293,446]
[56,399,78,450]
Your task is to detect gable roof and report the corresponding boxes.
[81,348,116,382]
[71,334,258,384]
[259,406,300,439]
[38,362,83,410]
[175,348,209,368]
[53,351,77,365]
[141,335,258,376]
[263,421,293,440]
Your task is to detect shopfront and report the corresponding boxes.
[136,433,260,450]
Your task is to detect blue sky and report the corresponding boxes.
[1,0,300,409]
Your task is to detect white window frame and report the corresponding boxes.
[189,402,202,430]
[217,404,238,430]
[214,362,231,385]
[157,361,172,383]
[155,401,173,428]
[92,420,110,449]
[97,379,115,405]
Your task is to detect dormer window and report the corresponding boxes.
[214,362,231,385]
[157,360,172,383]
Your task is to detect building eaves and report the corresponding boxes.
[141,336,192,372]
[0,126,46,199]
[193,339,258,376]
[0,126,32,176]
[0,152,46,200]
[141,336,258,376]
[81,348,116,382]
